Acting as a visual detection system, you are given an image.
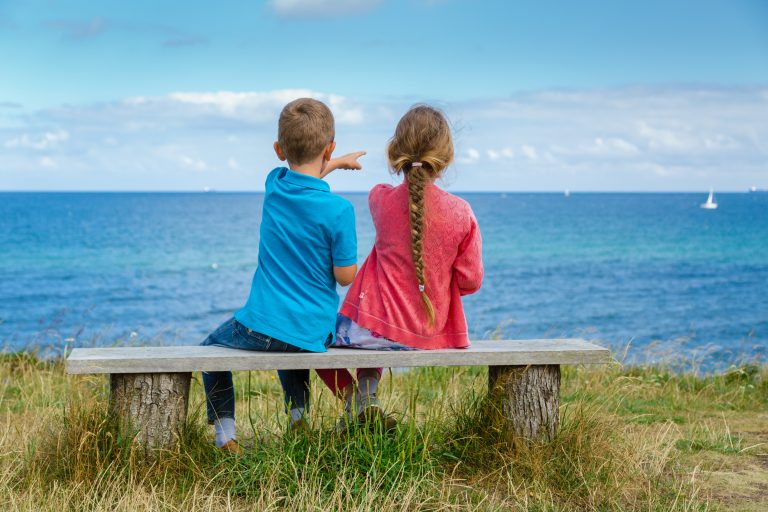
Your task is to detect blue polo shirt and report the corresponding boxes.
[234,167,357,352]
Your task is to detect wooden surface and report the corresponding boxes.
[489,365,561,442]
[110,372,191,452]
[66,339,610,374]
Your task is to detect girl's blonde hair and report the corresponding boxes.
[386,104,454,326]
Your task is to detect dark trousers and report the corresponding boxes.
[201,317,309,423]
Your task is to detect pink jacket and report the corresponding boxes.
[340,182,483,349]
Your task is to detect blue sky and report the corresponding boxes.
[1,0,767,191]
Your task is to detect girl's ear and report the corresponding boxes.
[274,142,286,161]
[323,141,336,161]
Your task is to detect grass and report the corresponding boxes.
[0,353,765,511]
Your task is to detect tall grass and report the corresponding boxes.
[0,353,765,510]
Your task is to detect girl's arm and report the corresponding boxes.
[453,214,483,296]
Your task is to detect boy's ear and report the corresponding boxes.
[274,142,287,161]
[323,141,336,161]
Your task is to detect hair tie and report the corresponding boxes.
[411,162,423,168]
[418,283,425,293]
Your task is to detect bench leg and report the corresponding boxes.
[109,372,191,452]
[488,364,560,442]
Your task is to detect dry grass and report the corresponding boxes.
[0,353,765,511]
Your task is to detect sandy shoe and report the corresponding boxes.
[331,412,356,436]
[219,439,243,455]
[288,417,312,435]
[358,404,398,431]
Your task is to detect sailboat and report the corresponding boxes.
[700,188,717,209]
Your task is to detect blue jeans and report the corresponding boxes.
[201,317,309,424]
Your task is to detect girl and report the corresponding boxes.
[315,104,483,429]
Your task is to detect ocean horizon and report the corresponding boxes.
[1,191,766,370]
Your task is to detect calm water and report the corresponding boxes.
[1,192,766,368]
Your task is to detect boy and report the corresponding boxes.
[201,98,364,452]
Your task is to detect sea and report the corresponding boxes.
[1,191,766,370]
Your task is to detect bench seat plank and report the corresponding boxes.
[66,339,609,374]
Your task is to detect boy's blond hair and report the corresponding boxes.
[278,98,335,165]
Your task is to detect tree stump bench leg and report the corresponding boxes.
[488,364,561,442]
[109,372,191,452]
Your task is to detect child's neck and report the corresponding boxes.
[289,157,325,179]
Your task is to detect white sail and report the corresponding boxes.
[700,188,718,209]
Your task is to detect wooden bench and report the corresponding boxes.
[66,339,610,450]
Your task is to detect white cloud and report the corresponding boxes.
[580,137,639,155]
[451,86,768,188]
[325,94,364,124]
[168,90,314,113]
[179,155,207,171]
[39,156,56,168]
[636,122,694,151]
[458,147,480,164]
[270,0,381,17]
[520,145,538,161]
[2,86,767,191]
[146,89,365,125]
[702,134,738,150]
[124,96,148,106]
[5,130,69,150]
[485,147,517,161]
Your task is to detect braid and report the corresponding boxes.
[387,104,453,327]
[406,165,436,326]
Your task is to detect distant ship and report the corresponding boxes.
[749,186,767,193]
[564,189,570,197]
[700,188,717,209]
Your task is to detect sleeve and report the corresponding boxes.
[452,208,483,296]
[332,202,358,267]
[264,167,281,191]
[367,184,386,219]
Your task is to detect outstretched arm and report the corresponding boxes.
[320,151,366,178]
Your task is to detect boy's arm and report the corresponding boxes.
[320,151,366,178]
[333,264,358,286]
[331,201,358,286]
